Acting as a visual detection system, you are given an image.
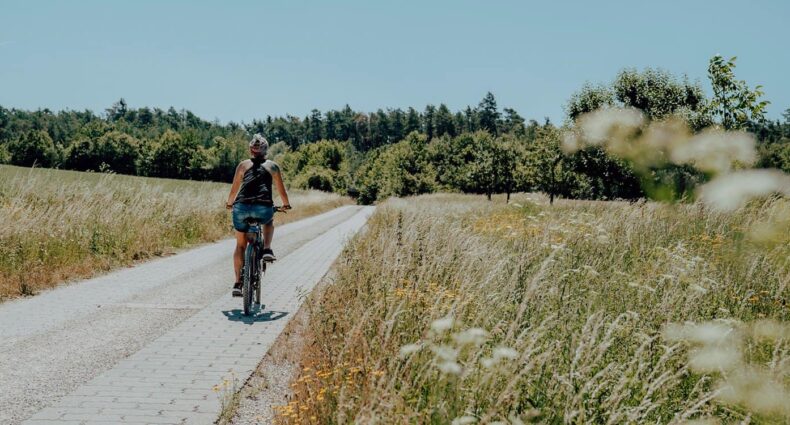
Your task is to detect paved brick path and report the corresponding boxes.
[21,206,373,425]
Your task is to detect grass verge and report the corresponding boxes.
[279,193,789,424]
[0,165,352,300]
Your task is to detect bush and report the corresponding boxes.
[8,130,60,167]
[292,166,336,192]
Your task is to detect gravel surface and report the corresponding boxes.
[0,206,361,425]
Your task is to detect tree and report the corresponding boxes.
[306,109,324,142]
[423,105,436,140]
[477,92,500,135]
[707,55,770,130]
[354,132,435,203]
[566,83,614,121]
[9,130,60,167]
[0,106,10,144]
[389,108,406,142]
[405,107,421,135]
[105,98,128,122]
[612,68,709,129]
[463,106,478,133]
[65,132,140,173]
[502,108,526,136]
[96,131,141,174]
[282,140,351,193]
[433,104,456,138]
[370,110,390,148]
[459,132,517,200]
[757,142,790,173]
[146,130,199,178]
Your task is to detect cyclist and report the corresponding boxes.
[226,134,291,297]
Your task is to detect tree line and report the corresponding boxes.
[1,55,788,204]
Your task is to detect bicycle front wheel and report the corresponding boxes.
[242,244,256,316]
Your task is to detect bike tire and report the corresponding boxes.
[242,244,255,316]
[255,261,264,305]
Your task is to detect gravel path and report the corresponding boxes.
[0,205,371,424]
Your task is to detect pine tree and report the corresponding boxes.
[477,92,500,135]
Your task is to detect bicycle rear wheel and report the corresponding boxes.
[255,261,264,305]
[242,244,256,316]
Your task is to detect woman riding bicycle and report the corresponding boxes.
[225,134,291,296]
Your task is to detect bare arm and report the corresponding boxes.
[267,161,290,208]
[226,162,247,209]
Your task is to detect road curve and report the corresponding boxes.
[0,205,373,424]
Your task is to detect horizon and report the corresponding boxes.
[1,0,788,124]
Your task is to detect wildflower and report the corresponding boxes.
[430,315,454,333]
[670,128,756,174]
[577,107,645,147]
[688,346,742,372]
[451,416,478,425]
[697,169,790,212]
[437,361,462,375]
[690,284,708,294]
[432,345,458,362]
[663,322,736,346]
[716,367,790,417]
[399,343,422,358]
[453,328,489,346]
[492,346,519,361]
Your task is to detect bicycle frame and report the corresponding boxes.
[241,223,265,315]
[239,206,284,316]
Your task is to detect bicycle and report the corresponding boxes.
[240,205,287,316]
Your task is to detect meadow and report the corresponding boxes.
[278,193,789,424]
[0,165,351,300]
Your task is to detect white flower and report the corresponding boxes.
[671,129,756,174]
[437,361,462,375]
[492,346,519,361]
[688,346,742,372]
[451,416,478,425]
[690,284,708,294]
[697,169,790,212]
[453,328,489,346]
[561,131,582,153]
[578,107,645,146]
[432,345,458,362]
[399,343,422,357]
[663,322,737,346]
[431,316,454,333]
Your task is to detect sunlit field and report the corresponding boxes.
[280,193,789,424]
[0,165,352,300]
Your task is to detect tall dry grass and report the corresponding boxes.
[0,165,351,300]
[280,193,789,424]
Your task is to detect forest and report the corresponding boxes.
[1,55,788,204]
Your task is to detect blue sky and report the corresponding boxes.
[1,0,788,124]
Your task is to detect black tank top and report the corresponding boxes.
[235,158,273,206]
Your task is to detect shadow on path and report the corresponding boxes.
[222,308,288,324]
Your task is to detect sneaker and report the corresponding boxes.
[262,248,276,262]
[232,282,242,297]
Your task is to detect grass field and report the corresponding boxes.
[0,165,352,300]
[279,193,789,424]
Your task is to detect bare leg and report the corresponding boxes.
[263,223,274,249]
[233,231,247,283]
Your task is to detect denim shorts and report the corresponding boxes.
[232,203,274,232]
